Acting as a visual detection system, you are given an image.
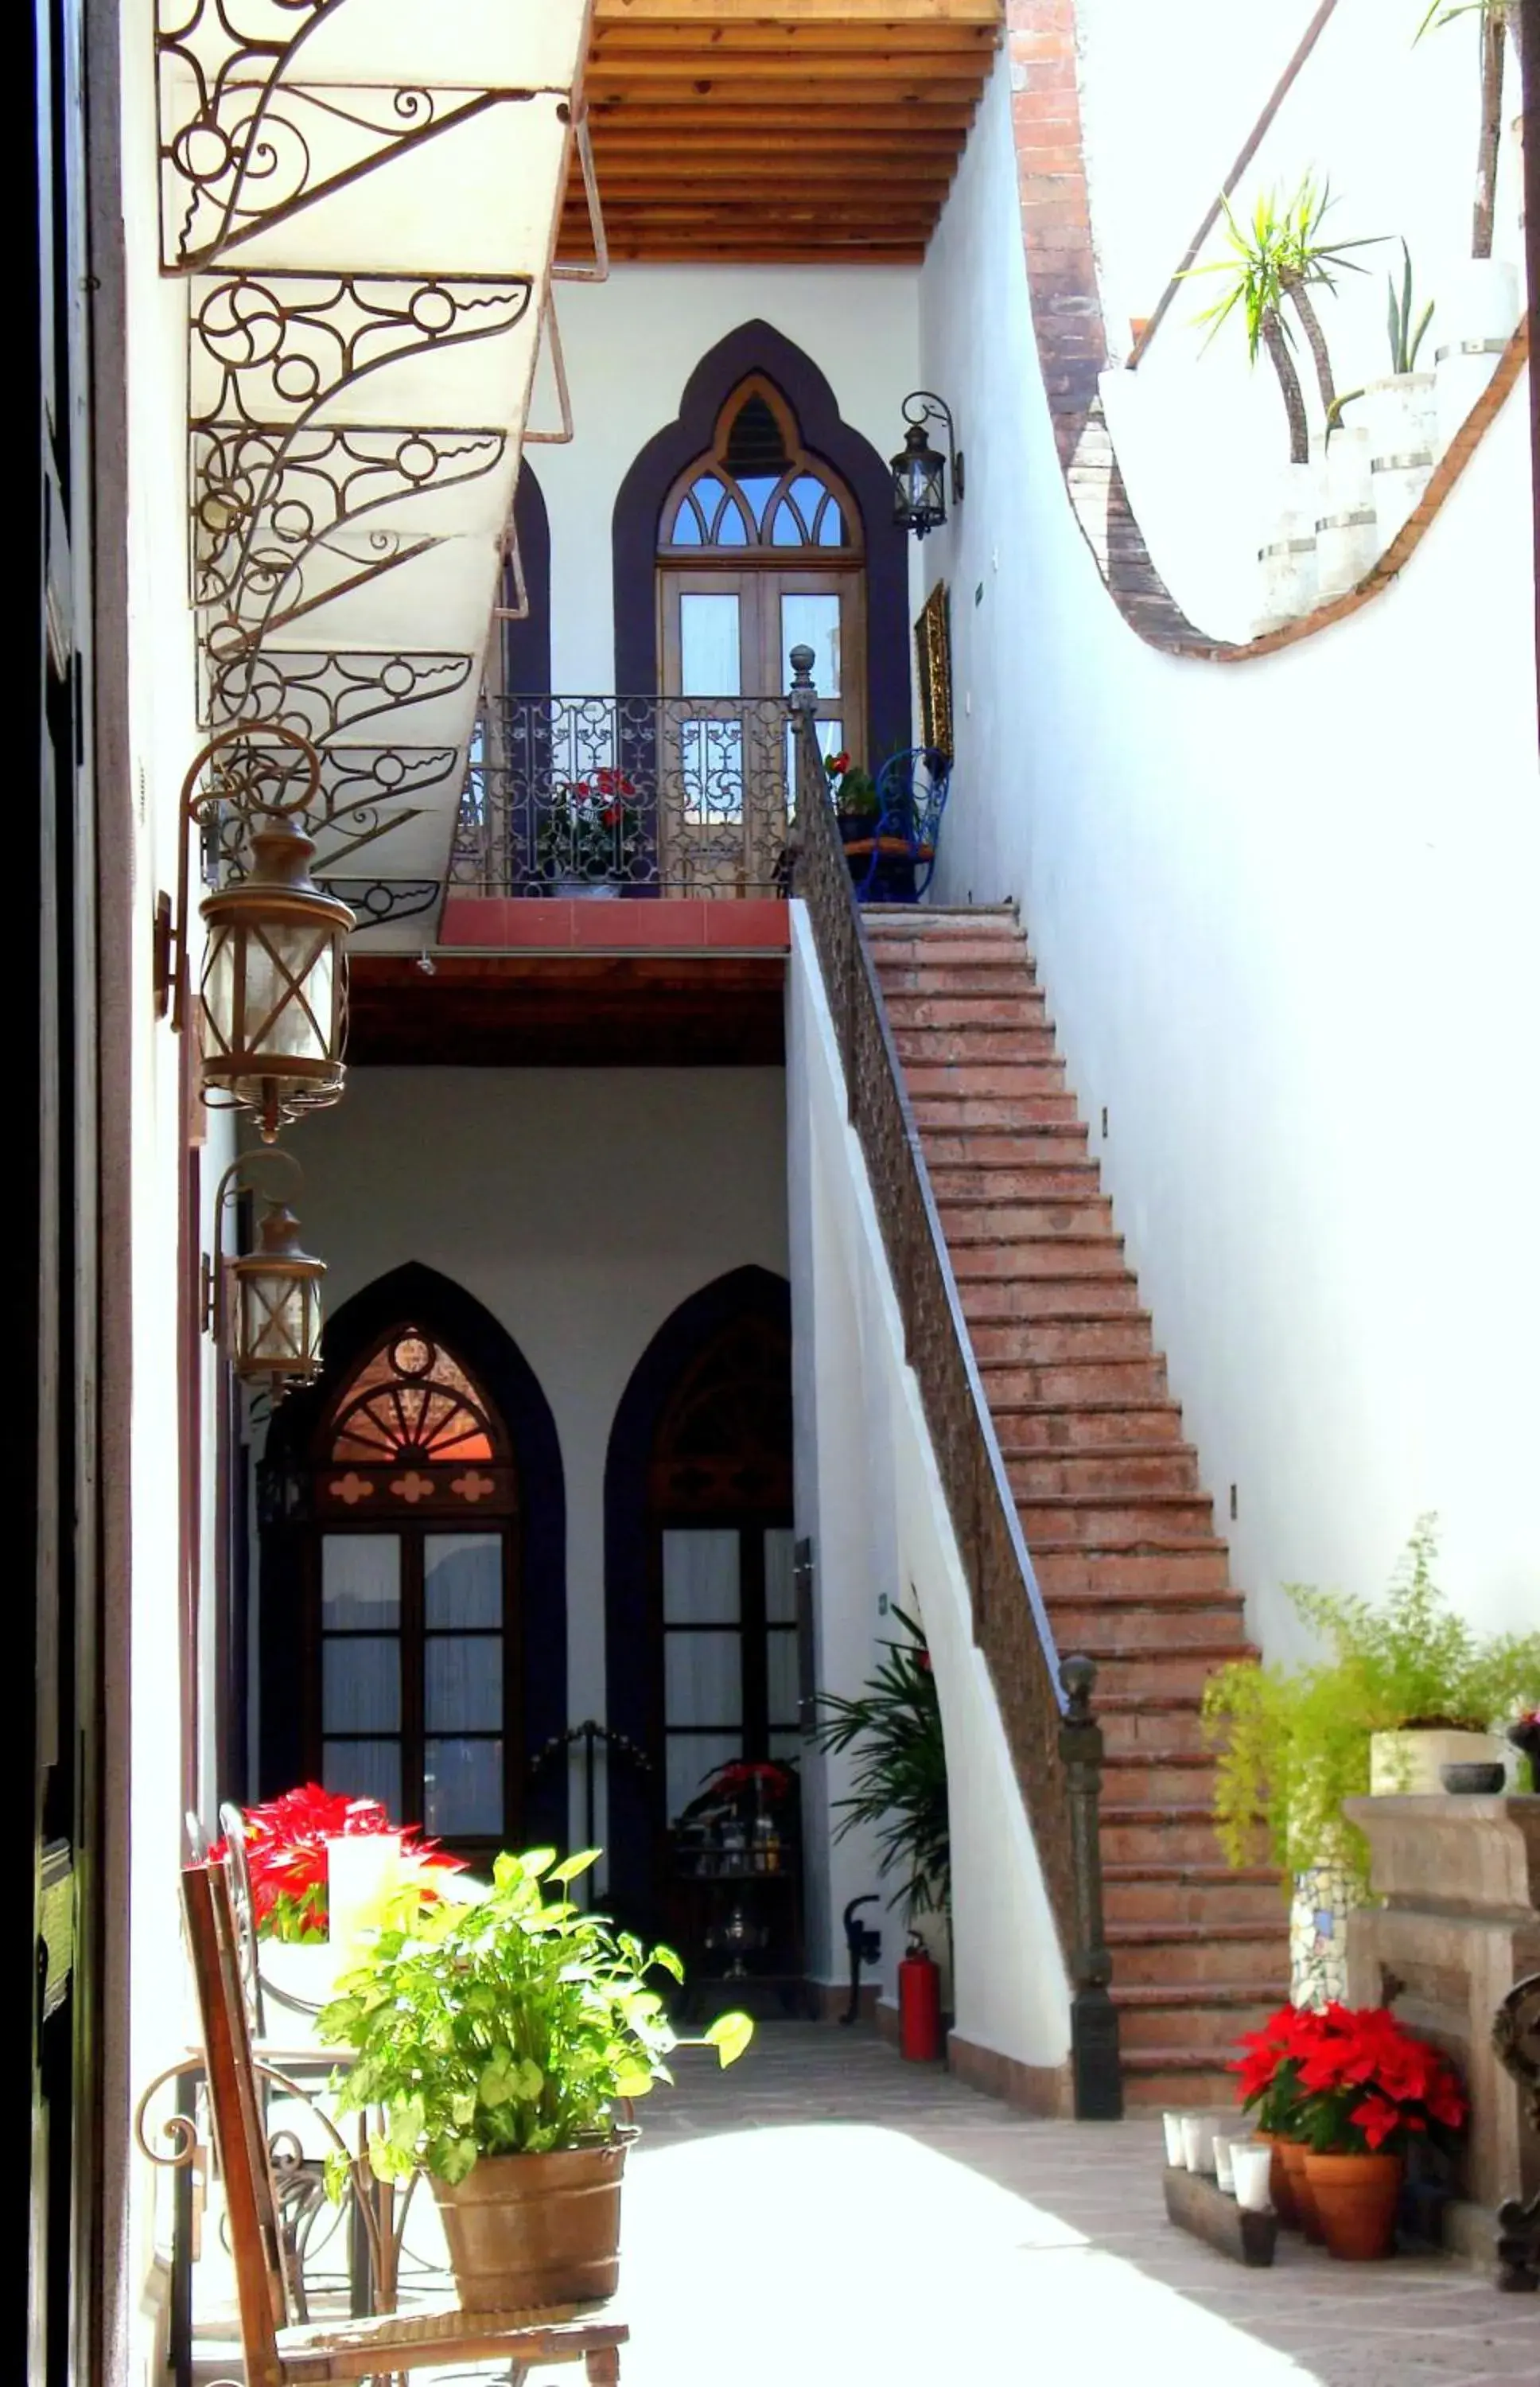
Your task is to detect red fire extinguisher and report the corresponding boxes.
[898,1934,942,2062]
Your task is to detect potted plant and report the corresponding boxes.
[813,1607,950,1921]
[823,749,879,839]
[1294,2002,1467,2260]
[1203,1521,1540,1994]
[317,1847,752,2310]
[536,769,640,896]
[1332,243,1438,546]
[1186,176,1379,630]
[1417,5,1525,438]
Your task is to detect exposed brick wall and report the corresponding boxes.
[1001,0,1530,661]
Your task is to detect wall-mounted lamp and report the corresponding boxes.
[891,392,964,539]
[154,725,356,1143]
[202,1151,325,1397]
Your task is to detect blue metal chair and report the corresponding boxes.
[843,746,952,903]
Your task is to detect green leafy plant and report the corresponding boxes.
[317,1848,752,2189]
[1202,1520,1540,1892]
[1417,2,1522,259]
[1185,176,1381,462]
[535,771,641,884]
[813,1606,949,1915]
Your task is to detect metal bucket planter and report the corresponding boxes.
[429,2138,628,2311]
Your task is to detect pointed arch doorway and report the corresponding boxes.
[258,1264,567,1863]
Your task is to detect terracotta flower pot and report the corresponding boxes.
[1277,2137,1324,2242]
[1303,2150,1402,2261]
[429,2139,628,2311]
[1253,2131,1301,2230]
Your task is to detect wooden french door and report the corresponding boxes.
[656,567,864,890]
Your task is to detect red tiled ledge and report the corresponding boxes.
[439,896,791,953]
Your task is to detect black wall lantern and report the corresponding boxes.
[891,392,964,538]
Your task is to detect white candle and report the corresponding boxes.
[328,1833,402,1957]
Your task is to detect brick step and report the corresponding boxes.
[1106,1921,1283,1989]
[1095,1700,1208,1760]
[920,1131,1091,1170]
[1034,1548,1234,1598]
[1114,1985,1287,2052]
[966,1310,1149,1356]
[894,1026,1061,1065]
[1103,1754,1219,1806]
[951,1240,1128,1283]
[876,964,1043,997]
[1009,1446,1200,1497]
[939,1198,1118,1240]
[1045,1595,1245,1649]
[864,907,1020,933]
[912,1093,1081,1131]
[883,995,1052,1031]
[1071,1645,1246,1705]
[904,1061,1069,1100]
[1119,2052,1251,2109]
[1102,1864,1285,1929]
[1015,1493,1219,1544]
[1099,1808,1265,1870]
[991,1402,1186,1452]
[980,1359,1171,1404]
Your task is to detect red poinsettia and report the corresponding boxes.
[210,1784,465,1942]
[1231,2000,1466,2155]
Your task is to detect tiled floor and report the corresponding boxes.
[193,2023,1539,2386]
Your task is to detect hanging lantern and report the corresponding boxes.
[891,393,963,539]
[204,1155,326,1398]
[154,725,355,1143]
[199,819,355,1143]
[231,1203,325,1391]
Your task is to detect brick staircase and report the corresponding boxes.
[865,905,1287,2106]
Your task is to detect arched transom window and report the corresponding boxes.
[662,382,861,559]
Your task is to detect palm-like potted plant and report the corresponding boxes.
[1328,241,1437,551]
[1418,1,1522,262]
[318,1847,751,2310]
[812,1607,950,1918]
[1187,177,1379,630]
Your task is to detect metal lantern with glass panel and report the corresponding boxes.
[203,1153,325,1397]
[158,726,355,1143]
[891,392,964,539]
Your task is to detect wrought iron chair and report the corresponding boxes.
[1493,1969,1540,2291]
[177,1859,628,2386]
[842,746,952,904]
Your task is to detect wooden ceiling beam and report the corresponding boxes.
[593,0,1000,20]
[589,72,984,99]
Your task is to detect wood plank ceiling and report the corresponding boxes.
[564,0,1004,264]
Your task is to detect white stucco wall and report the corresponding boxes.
[533,266,920,691]
[787,909,1071,2065]
[284,1064,789,1856]
[917,59,1540,1660]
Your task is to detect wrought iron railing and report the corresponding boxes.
[786,648,1120,2117]
[451,693,797,898]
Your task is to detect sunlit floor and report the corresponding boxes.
[191,2024,1538,2387]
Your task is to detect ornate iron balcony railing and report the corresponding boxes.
[451,693,799,898]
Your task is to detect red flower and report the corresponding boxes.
[1233,2000,1468,2156]
[824,750,852,777]
[210,1783,465,1934]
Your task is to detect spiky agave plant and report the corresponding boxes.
[1185,177,1380,462]
[813,1606,950,1917]
[1417,1,1522,260]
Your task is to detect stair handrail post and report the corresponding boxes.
[1059,1653,1123,2119]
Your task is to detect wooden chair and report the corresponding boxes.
[180,1860,628,2385]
